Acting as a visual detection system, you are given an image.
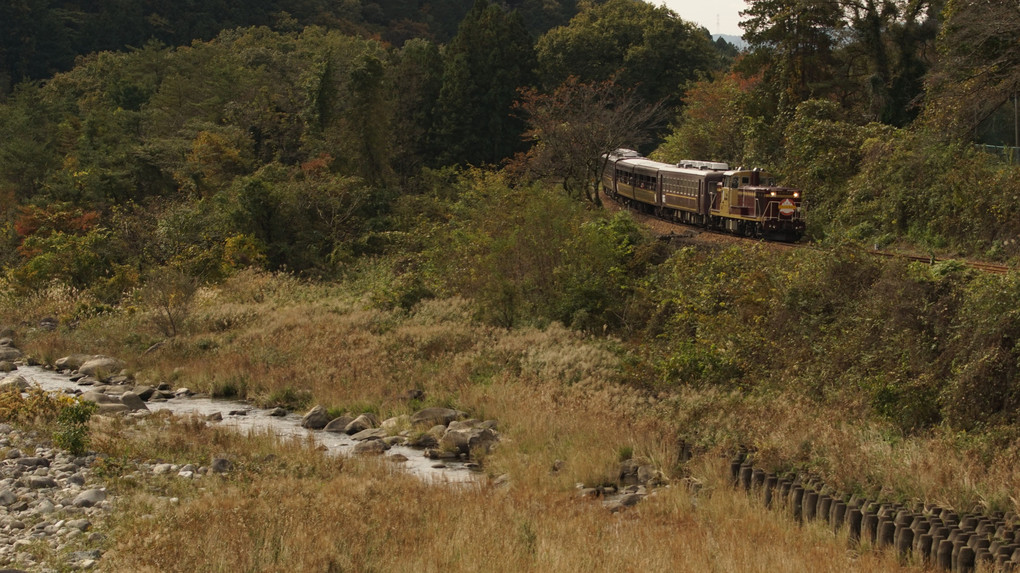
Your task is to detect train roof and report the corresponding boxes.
[615,156,726,178]
[678,159,730,171]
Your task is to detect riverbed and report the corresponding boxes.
[15,365,480,484]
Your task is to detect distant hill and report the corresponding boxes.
[713,34,747,50]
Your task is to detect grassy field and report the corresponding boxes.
[0,268,1011,570]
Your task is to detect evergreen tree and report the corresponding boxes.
[432,0,536,167]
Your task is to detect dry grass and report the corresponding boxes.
[97,436,919,573]
[2,270,1019,569]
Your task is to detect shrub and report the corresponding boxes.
[53,397,99,455]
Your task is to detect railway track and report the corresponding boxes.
[602,190,1013,275]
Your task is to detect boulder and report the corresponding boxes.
[0,375,29,392]
[119,392,148,411]
[407,432,439,449]
[79,390,121,405]
[381,415,409,432]
[39,316,58,330]
[344,413,379,435]
[97,403,130,415]
[55,354,95,371]
[27,476,57,489]
[350,428,388,441]
[210,457,233,473]
[0,347,22,361]
[353,440,390,455]
[0,489,16,506]
[73,489,106,508]
[265,407,288,417]
[0,361,16,373]
[603,492,644,513]
[323,415,355,433]
[131,385,156,401]
[78,357,125,381]
[0,336,13,347]
[300,405,331,430]
[409,407,463,428]
[439,426,498,456]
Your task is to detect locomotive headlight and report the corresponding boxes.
[793,192,800,198]
[770,191,776,197]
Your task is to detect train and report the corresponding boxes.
[601,149,806,242]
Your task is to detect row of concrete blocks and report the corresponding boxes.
[730,457,1019,572]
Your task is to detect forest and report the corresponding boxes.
[1,0,1020,569]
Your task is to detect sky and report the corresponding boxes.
[658,0,747,37]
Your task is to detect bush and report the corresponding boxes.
[54,397,99,455]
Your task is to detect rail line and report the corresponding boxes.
[604,190,1012,276]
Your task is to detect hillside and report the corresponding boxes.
[0,0,1019,570]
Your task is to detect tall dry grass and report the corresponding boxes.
[97,435,920,573]
[4,268,1020,565]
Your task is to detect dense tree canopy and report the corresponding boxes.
[535,0,717,111]
[432,0,536,166]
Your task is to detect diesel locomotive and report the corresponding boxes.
[602,149,806,242]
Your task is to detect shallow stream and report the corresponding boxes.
[16,365,479,484]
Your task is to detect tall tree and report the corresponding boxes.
[536,0,716,111]
[432,0,536,166]
[515,78,664,206]
[839,0,940,126]
[389,38,443,177]
[925,0,1020,139]
[740,0,844,104]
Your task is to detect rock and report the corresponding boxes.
[353,440,390,455]
[78,357,125,381]
[26,476,57,489]
[0,375,29,392]
[0,361,16,373]
[0,489,16,505]
[34,499,55,514]
[96,403,130,415]
[350,428,388,441]
[15,457,49,468]
[39,317,58,330]
[0,347,22,361]
[424,448,458,460]
[388,454,408,462]
[0,336,12,346]
[131,385,155,401]
[439,426,498,456]
[266,407,288,417]
[407,432,439,449]
[401,389,425,401]
[206,412,223,422]
[65,519,91,532]
[323,415,355,433]
[54,354,95,371]
[174,387,192,397]
[381,415,409,432]
[72,489,106,508]
[344,413,380,435]
[409,407,463,427]
[301,405,331,430]
[152,464,173,475]
[119,392,148,411]
[603,492,644,512]
[79,390,120,405]
[210,457,232,473]
[228,409,248,416]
